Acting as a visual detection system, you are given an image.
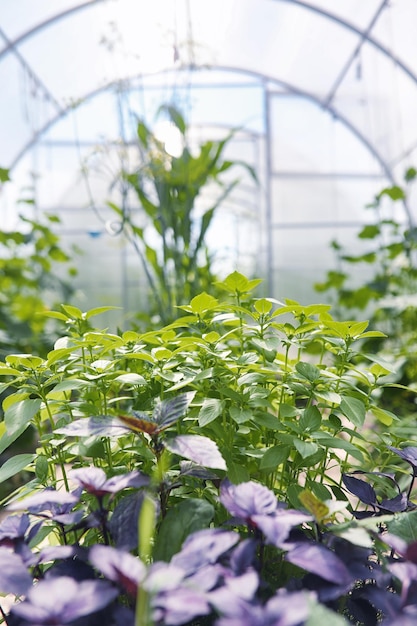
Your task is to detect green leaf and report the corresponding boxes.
[259,445,290,470]
[306,603,349,626]
[254,299,273,314]
[114,373,146,385]
[357,331,387,339]
[153,499,214,561]
[229,407,252,425]
[0,421,31,456]
[0,167,10,183]
[315,436,364,462]
[379,185,406,201]
[299,406,322,432]
[339,396,366,427]
[0,366,21,376]
[370,405,398,426]
[386,510,417,544]
[35,455,49,482]
[358,224,380,239]
[256,413,281,430]
[52,379,88,392]
[41,311,69,322]
[198,398,223,427]
[60,304,83,319]
[137,121,150,147]
[85,306,121,319]
[293,439,318,459]
[0,454,35,484]
[215,271,262,295]
[405,167,417,182]
[5,398,42,435]
[159,104,186,135]
[295,362,321,383]
[188,292,219,315]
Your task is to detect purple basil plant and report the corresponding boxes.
[2,453,417,625]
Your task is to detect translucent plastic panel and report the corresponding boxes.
[332,40,417,167]
[201,0,360,95]
[271,177,388,225]
[123,79,265,137]
[0,0,78,40]
[17,9,117,103]
[304,0,383,29]
[270,225,375,305]
[372,0,417,88]
[270,96,382,173]
[0,53,57,166]
[42,91,120,143]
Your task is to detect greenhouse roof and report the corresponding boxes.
[2,0,417,175]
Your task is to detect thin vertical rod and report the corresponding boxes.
[263,84,273,295]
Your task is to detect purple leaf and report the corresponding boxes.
[220,480,277,523]
[109,491,145,550]
[153,392,195,427]
[230,539,258,574]
[144,562,186,594]
[208,571,259,616]
[165,435,226,470]
[52,511,84,525]
[286,542,352,585]
[89,545,146,596]
[152,587,211,626]
[379,493,408,513]
[55,416,130,438]
[8,489,79,512]
[390,561,417,585]
[252,509,312,547]
[179,460,219,480]
[11,576,119,624]
[36,545,81,565]
[264,590,314,626]
[69,467,148,496]
[215,590,313,626]
[342,474,377,505]
[389,446,417,475]
[185,563,223,592]
[171,528,239,574]
[0,514,30,544]
[0,547,32,595]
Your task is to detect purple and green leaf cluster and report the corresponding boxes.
[1,460,417,626]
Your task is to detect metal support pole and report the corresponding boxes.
[263,84,273,295]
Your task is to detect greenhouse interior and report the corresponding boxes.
[2,2,417,626]
[3,0,417,325]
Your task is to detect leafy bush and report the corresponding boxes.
[315,172,417,436]
[0,272,416,625]
[0,188,76,359]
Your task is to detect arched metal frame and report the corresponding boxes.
[1,0,415,184]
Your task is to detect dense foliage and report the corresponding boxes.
[315,172,417,412]
[0,272,417,624]
[0,169,75,359]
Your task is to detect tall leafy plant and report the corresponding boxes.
[109,105,254,324]
[315,170,417,419]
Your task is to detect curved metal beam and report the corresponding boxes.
[7,65,395,183]
[0,0,105,62]
[1,0,416,93]
[276,0,417,91]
